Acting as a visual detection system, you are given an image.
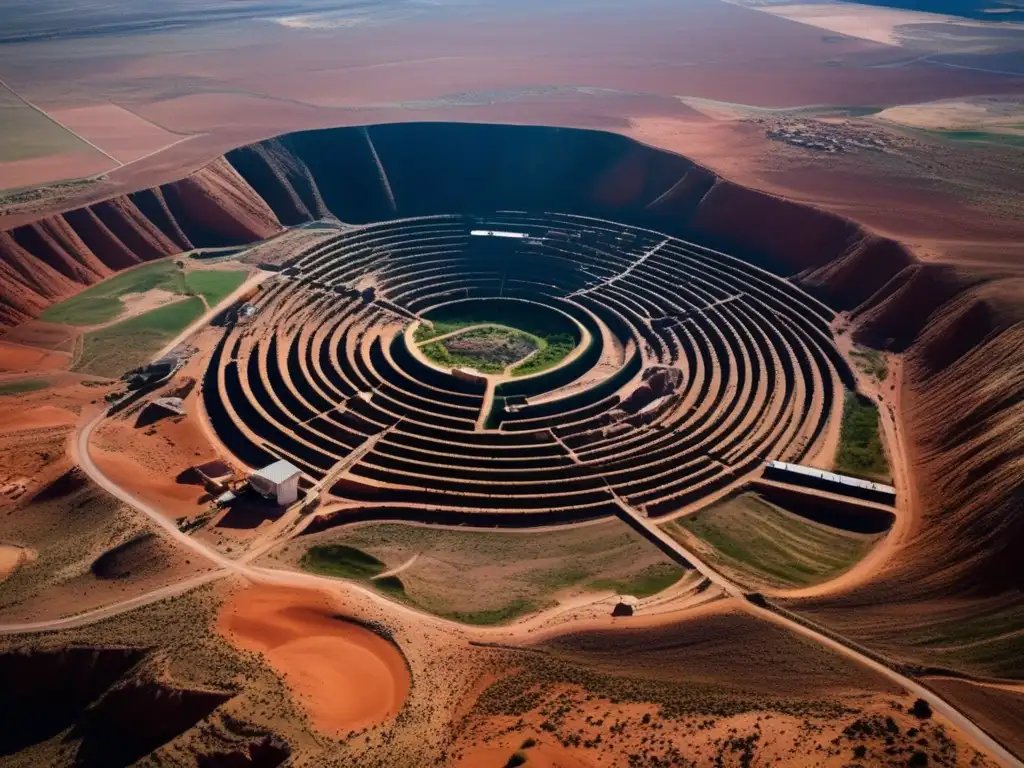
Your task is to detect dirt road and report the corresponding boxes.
[612,491,1023,768]
[0,323,1019,766]
[153,270,272,360]
[0,570,226,635]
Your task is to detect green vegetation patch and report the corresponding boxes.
[73,296,205,378]
[849,346,888,382]
[511,332,575,377]
[416,300,579,376]
[928,128,1024,148]
[183,269,248,308]
[373,574,407,598]
[587,562,685,598]
[0,100,95,166]
[41,260,186,326]
[41,262,247,327]
[300,544,386,579]
[835,391,890,481]
[0,378,51,396]
[285,519,685,626]
[663,493,882,590]
[421,326,541,374]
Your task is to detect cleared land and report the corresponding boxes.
[74,297,205,378]
[835,392,890,481]
[850,346,888,382]
[276,520,686,625]
[40,261,246,326]
[663,493,883,590]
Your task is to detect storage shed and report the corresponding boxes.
[248,460,302,505]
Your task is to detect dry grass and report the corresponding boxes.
[266,519,685,624]
[662,493,882,590]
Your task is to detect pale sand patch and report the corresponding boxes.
[748,2,956,46]
[0,544,37,581]
[217,585,410,735]
[117,289,187,320]
[876,97,1024,133]
[0,151,113,191]
[47,103,180,164]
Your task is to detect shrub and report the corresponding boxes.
[909,699,932,720]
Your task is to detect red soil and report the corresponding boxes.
[0,158,282,327]
[90,405,222,520]
[0,152,113,191]
[46,104,179,164]
[217,585,410,735]
[0,341,69,373]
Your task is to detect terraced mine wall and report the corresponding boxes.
[1,122,1021,601]
[1,123,915,327]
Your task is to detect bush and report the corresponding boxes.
[299,545,386,579]
[909,699,932,720]
[834,392,889,480]
[504,751,528,767]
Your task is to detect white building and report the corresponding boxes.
[248,459,302,505]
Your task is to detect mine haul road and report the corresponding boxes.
[2,411,1016,766]
[0,315,1018,767]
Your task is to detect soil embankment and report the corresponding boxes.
[217,585,410,735]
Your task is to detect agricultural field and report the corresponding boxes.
[0,90,93,165]
[40,261,246,327]
[73,297,205,378]
[273,520,686,625]
[183,269,248,308]
[662,493,884,590]
[40,260,187,326]
[835,392,891,481]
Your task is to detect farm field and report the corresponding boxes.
[40,261,247,327]
[271,519,686,625]
[74,297,204,378]
[663,493,884,590]
[40,261,187,326]
[0,88,93,165]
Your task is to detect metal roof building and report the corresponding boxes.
[763,460,896,505]
[249,459,303,505]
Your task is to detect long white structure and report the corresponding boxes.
[764,460,896,503]
[470,229,528,238]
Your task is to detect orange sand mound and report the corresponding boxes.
[217,585,409,735]
[90,448,206,519]
[0,544,35,581]
[0,342,69,373]
[1,404,75,432]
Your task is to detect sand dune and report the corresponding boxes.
[217,585,410,735]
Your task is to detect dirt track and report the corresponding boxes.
[0,399,1016,765]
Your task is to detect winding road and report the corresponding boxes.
[0,347,1019,766]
